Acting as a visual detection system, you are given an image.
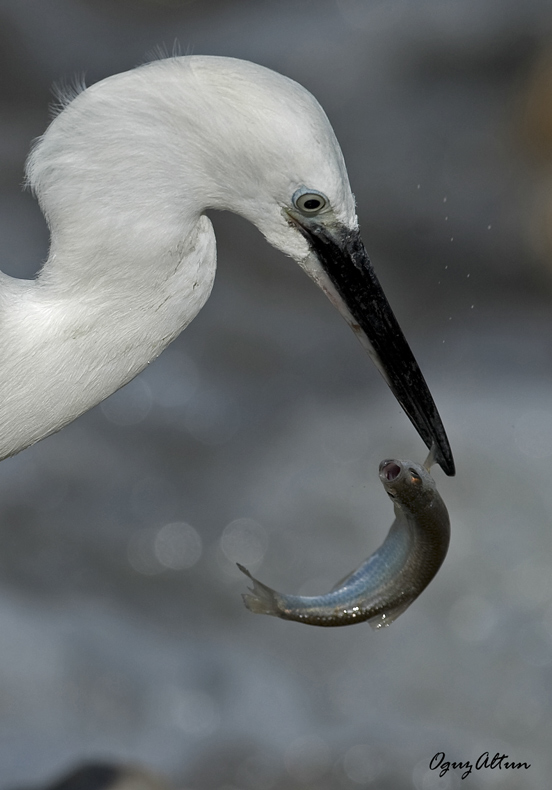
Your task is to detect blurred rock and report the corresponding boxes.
[13,763,171,790]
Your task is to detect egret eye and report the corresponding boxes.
[292,189,328,215]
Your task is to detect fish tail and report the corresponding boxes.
[237,563,281,617]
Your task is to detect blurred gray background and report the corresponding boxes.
[1,0,552,787]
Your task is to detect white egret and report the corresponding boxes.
[2,56,454,474]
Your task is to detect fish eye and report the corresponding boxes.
[409,470,422,484]
[292,188,328,216]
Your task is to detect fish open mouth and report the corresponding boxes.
[380,460,402,481]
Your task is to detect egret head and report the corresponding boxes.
[162,56,454,475]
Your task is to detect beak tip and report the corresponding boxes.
[431,440,455,476]
[438,454,456,477]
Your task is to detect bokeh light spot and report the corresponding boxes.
[154,522,202,570]
[220,518,268,568]
[172,688,220,736]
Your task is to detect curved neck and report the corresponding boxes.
[0,62,229,459]
[0,214,215,459]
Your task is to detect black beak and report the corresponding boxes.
[293,219,455,476]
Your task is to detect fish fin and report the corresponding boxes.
[329,568,358,592]
[423,443,438,471]
[367,598,413,631]
[237,563,281,617]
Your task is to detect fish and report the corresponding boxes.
[238,457,450,628]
